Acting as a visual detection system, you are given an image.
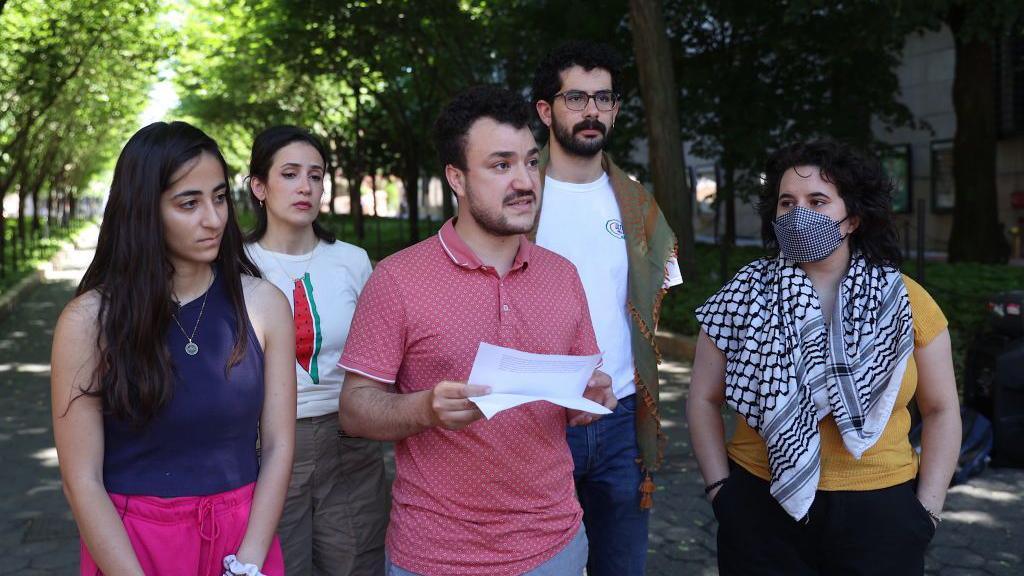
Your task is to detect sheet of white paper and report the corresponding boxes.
[466,342,610,419]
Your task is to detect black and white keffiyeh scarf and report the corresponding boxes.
[695,253,914,519]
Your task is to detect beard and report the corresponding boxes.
[552,115,609,158]
[464,182,536,237]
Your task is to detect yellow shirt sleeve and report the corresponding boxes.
[902,275,948,347]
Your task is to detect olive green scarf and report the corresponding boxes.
[530,147,678,508]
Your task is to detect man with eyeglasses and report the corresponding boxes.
[530,41,683,576]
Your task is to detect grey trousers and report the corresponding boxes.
[385,524,588,576]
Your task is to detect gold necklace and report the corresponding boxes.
[171,269,216,356]
[263,241,319,282]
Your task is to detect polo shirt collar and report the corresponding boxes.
[438,218,533,272]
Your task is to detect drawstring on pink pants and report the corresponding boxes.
[197,498,220,572]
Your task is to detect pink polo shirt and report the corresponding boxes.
[339,219,598,576]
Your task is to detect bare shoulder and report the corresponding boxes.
[55,290,102,344]
[52,290,103,396]
[241,274,291,324]
[241,274,287,308]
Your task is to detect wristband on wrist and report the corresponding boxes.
[704,477,728,495]
[924,507,942,525]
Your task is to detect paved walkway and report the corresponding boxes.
[1,240,1021,574]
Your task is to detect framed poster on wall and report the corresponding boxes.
[930,140,955,213]
[881,145,912,213]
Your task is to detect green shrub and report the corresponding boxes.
[236,211,444,262]
[0,219,94,294]
[237,207,1024,391]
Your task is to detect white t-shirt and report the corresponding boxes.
[246,239,372,419]
[536,173,682,399]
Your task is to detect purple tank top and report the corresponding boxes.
[103,272,264,497]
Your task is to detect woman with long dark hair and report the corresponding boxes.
[244,125,386,575]
[50,121,295,576]
[687,140,961,575]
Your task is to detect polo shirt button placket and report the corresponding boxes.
[498,280,512,346]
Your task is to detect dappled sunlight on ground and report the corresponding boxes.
[26,479,63,497]
[659,360,692,376]
[948,482,1021,504]
[0,363,51,374]
[31,447,59,468]
[942,509,1001,528]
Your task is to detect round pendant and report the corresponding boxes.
[185,342,199,356]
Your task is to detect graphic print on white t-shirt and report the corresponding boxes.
[536,173,638,399]
[245,240,372,418]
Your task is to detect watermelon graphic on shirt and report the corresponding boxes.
[293,273,323,384]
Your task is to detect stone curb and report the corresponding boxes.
[0,268,46,326]
[657,329,696,362]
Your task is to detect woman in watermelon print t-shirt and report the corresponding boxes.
[244,126,386,576]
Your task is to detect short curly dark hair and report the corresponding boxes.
[433,85,532,171]
[531,41,623,107]
[759,140,903,268]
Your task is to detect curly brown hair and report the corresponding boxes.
[759,140,903,268]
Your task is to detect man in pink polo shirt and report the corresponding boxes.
[338,85,615,576]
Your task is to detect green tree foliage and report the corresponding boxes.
[175,0,663,245]
[664,1,920,281]
[0,0,166,276]
[176,0,499,242]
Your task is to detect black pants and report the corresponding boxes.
[713,463,936,576]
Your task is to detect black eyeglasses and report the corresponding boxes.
[553,90,620,111]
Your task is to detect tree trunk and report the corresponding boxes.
[402,155,420,245]
[54,186,66,229]
[0,148,28,199]
[723,164,736,247]
[441,175,454,220]
[14,191,25,266]
[946,6,1009,263]
[350,80,366,240]
[719,165,737,284]
[329,168,339,216]
[348,174,365,240]
[47,178,58,229]
[629,0,696,280]
[30,184,41,234]
[61,190,70,227]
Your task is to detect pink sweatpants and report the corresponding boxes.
[80,482,284,576]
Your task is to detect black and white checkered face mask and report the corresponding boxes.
[772,206,849,262]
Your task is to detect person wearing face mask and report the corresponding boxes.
[687,140,961,575]
[244,126,386,575]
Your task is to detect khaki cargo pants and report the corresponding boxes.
[278,413,389,576]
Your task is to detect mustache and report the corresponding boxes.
[572,119,607,135]
[503,190,536,205]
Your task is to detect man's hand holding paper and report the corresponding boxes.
[465,342,614,419]
[427,380,491,430]
[568,370,617,427]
